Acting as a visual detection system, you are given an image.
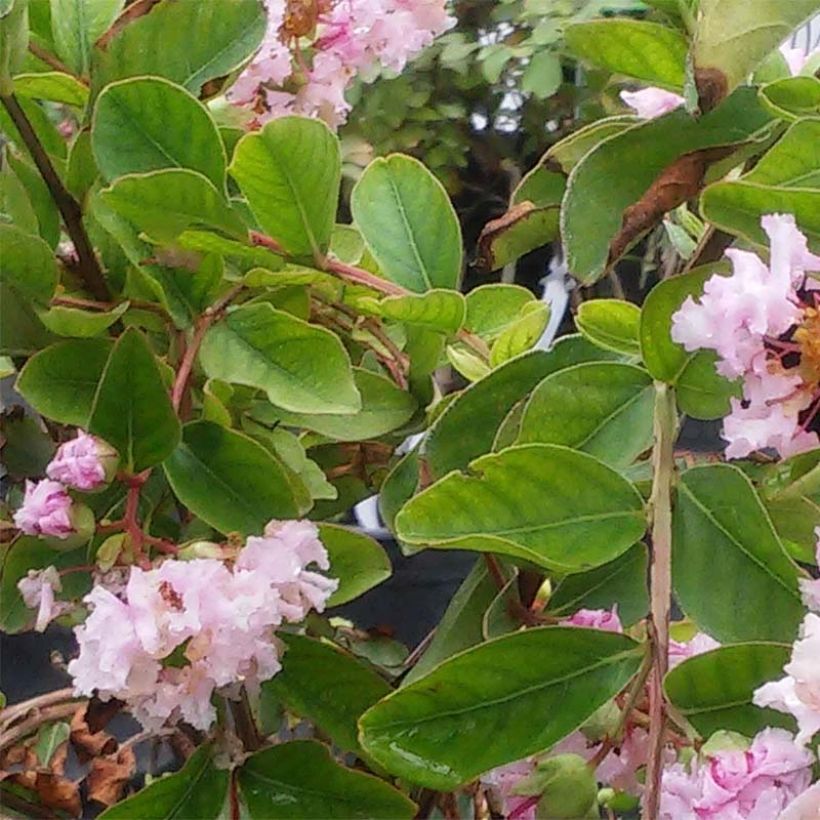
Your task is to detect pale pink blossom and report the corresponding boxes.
[620,87,684,119]
[47,431,115,491]
[780,780,820,819]
[780,44,819,77]
[17,566,70,632]
[755,613,820,745]
[13,479,75,538]
[798,528,820,610]
[659,729,814,819]
[565,606,623,633]
[668,632,721,669]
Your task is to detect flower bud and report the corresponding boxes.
[512,754,598,820]
[47,431,119,491]
[580,699,621,742]
[45,501,95,551]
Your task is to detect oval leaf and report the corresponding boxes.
[359,627,643,789]
[575,299,641,356]
[396,444,646,572]
[318,523,392,606]
[351,154,462,292]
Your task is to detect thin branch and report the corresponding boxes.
[228,689,262,752]
[0,688,77,729]
[645,382,677,818]
[0,93,110,301]
[51,294,170,320]
[0,702,79,750]
[27,42,81,80]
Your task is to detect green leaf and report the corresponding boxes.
[0,94,66,159]
[351,154,462,292]
[318,523,392,606]
[230,117,340,259]
[521,50,562,99]
[544,117,638,174]
[16,338,111,424]
[6,149,60,248]
[263,634,390,754]
[200,303,360,414]
[177,231,284,269]
[691,0,820,107]
[0,0,29,90]
[403,559,500,685]
[91,0,267,98]
[163,421,299,536]
[13,71,88,105]
[359,627,643,789]
[238,741,416,819]
[50,0,121,75]
[0,222,57,303]
[250,368,415,441]
[489,302,549,367]
[575,299,641,356]
[465,284,537,340]
[549,543,649,626]
[563,87,774,283]
[760,76,820,121]
[676,349,739,420]
[673,464,804,643]
[1,412,55,478]
[397,444,645,572]
[1,536,90,633]
[426,341,619,479]
[665,642,795,738]
[34,722,69,767]
[100,745,228,819]
[445,343,490,382]
[36,302,128,337]
[66,129,98,202]
[88,328,180,472]
[99,168,245,242]
[517,362,654,469]
[565,19,687,88]
[701,118,820,248]
[360,289,466,334]
[93,77,226,188]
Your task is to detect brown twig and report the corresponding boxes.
[0,93,110,301]
[27,42,80,80]
[0,688,77,729]
[0,703,80,750]
[228,690,262,752]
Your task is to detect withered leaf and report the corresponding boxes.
[86,747,136,807]
[95,0,164,50]
[70,704,118,762]
[477,201,559,272]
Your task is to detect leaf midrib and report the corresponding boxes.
[384,169,432,289]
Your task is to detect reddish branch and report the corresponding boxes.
[0,93,110,301]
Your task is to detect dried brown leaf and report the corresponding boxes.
[70,704,118,762]
[86,747,136,807]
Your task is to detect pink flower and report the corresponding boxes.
[668,632,721,669]
[13,479,75,538]
[755,613,820,745]
[565,606,623,633]
[47,431,115,491]
[620,87,684,119]
[780,780,820,819]
[660,729,814,819]
[17,566,70,632]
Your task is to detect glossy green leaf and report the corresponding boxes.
[575,299,641,356]
[563,88,773,282]
[676,349,740,420]
[359,627,643,789]
[263,634,390,753]
[565,19,687,88]
[36,302,127,337]
[404,559,502,685]
[397,444,645,573]
[164,420,298,534]
[465,284,537,340]
[200,303,360,414]
[489,302,549,366]
[673,464,804,643]
[91,0,267,98]
[0,222,57,303]
[250,368,414,441]
[351,154,462,292]
[426,340,619,479]
[318,523,392,606]
[100,745,228,819]
[521,50,562,99]
[230,117,340,259]
[239,741,415,819]
[543,116,638,174]
[517,362,654,468]
[88,328,180,472]
[445,342,490,382]
[0,536,90,633]
[50,0,122,76]
[99,168,245,242]
[549,543,649,626]
[360,289,466,334]
[701,118,820,248]
[760,76,820,120]
[16,338,111,425]
[13,71,88,105]
[665,643,795,738]
[93,77,226,187]
[692,0,819,106]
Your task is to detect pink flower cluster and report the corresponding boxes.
[660,729,814,819]
[13,431,114,539]
[754,530,820,746]
[68,520,338,731]
[671,214,820,460]
[227,0,454,127]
